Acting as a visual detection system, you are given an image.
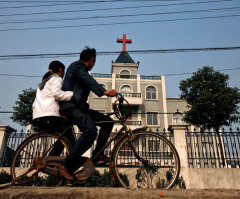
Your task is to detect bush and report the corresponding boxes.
[0,170,128,187]
[74,170,127,187]
[174,176,186,189]
[0,170,11,184]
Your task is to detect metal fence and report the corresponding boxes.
[0,131,32,167]
[186,128,240,168]
[0,129,174,167]
[104,128,174,156]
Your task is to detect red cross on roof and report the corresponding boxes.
[117,34,132,52]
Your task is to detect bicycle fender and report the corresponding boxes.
[132,126,148,133]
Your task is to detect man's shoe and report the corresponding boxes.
[57,164,75,181]
[93,155,110,165]
[75,158,95,181]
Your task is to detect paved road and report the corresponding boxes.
[0,187,240,199]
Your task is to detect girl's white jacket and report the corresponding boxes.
[32,75,73,120]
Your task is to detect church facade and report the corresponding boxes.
[88,34,189,132]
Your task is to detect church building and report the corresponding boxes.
[88,34,188,132]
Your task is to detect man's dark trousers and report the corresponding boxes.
[61,107,114,172]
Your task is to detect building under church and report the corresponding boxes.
[87,34,188,133]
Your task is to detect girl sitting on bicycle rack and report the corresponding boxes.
[32,61,76,143]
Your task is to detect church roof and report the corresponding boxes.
[115,51,135,63]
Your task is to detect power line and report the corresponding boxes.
[0,1,118,9]
[0,74,41,77]
[163,67,240,76]
[1,14,240,31]
[0,111,181,115]
[0,0,185,2]
[0,0,232,17]
[0,2,97,9]
[0,0,188,9]
[1,67,240,78]
[1,46,240,60]
[2,6,240,25]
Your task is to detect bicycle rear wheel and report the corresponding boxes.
[11,132,71,185]
[111,131,180,189]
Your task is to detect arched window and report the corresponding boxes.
[120,70,130,75]
[146,86,157,99]
[120,85,132,93]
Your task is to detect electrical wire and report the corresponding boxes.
[0,74,42,77]
[0,0,189,2]
[0,0,192,9]
[0,0,232,17]
[2,6,240,25]
[0,14,240,31]
[163,67,240,76]
[0,111,180,115]
[1,67,240,78]
[1,46,240,60]
[0,47,240,59]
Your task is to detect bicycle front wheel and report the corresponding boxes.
[111,131,180,189]
[11,132,71,185]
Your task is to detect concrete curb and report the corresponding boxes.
[0,187,240,199]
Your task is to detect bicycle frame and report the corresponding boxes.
[30,93,148,178]
[9,94,180,189]
[91,94,143,161]
[49,93,148,164]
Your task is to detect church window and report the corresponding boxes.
[120,70,130,75]
[120,85,132,93]
[147,112,158,125]
[146,86,157,99]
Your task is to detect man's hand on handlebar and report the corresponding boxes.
[104,89,117,97]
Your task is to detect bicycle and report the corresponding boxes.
[10,93,180,189]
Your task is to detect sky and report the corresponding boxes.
[0,0,240,131]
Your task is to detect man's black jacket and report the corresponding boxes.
[60,60,106,113]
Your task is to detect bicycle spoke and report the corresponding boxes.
[111,131,180,189]
[21,148,36,158]
[11,132,71,187]
[12,167,35,184]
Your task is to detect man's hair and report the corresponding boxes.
[49,60,65,73]
[80,47,96,62]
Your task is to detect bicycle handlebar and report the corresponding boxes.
[116,92,123,99]
[113,93,130,121]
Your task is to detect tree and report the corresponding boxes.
[179,66,240,131]
[10,88,36,126]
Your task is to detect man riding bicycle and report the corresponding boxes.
[58,47,117,181]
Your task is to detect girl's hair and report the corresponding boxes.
[42,61,65,81]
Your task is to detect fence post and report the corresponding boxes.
[169,123,190,188]
[0,125,16,160]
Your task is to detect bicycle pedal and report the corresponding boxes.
[95,161,109,167]
[75,158,95,181]
[65,181,74,187]
[56,178,65,187]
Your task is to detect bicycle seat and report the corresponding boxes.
[32,116,67,131]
